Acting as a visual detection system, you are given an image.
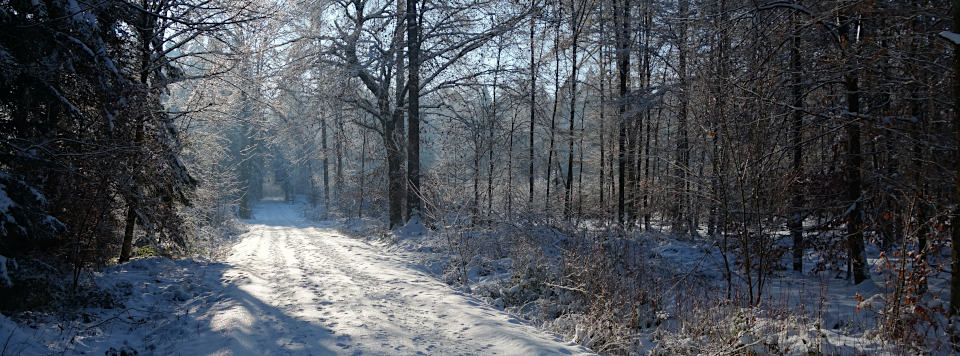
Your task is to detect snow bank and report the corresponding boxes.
[394,214,428,239]
[364,214,957,354]
[0,313,50,355]
[5,202,592,355]
[0,257,228,354]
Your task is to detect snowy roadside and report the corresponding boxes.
[1,257,229,355]
[3,198,954,355]
[344,216,957,354]
[2,202,596,355]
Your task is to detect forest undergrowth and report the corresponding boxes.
[334,208,959,355]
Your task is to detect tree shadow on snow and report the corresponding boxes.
[142,261,341,355]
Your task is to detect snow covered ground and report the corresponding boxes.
[4,200,953,354]
[0,201,593,355]
[367,218,956,354]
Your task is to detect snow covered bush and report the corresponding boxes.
[0,255,13,287]
[552,229,665,354]
[0,172,63,246]
[651,304,828,355]
[862,217,955,354]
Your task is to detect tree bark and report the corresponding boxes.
[120,4,154,263]
[840,4,868,284]
[406,0,421,220]
[528,9,536,211]
[564,1,580,219]
[386,103,405,229]
[789,18,804,272]
[642,6,653,229]
[950,0,960,318]
[639,2,652,229]
[473,142,481,225]
[507,110,516,217]
[340,0,406,228]
[615,0,630,225]
[359,129,367,219]
[598,7,606,217]
[322,114,330,215]
[545,10,561,214]
[673,0,690,235]
[335,112,345,208]
[489,44,503,220]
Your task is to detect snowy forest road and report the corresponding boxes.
[180,201,593,355]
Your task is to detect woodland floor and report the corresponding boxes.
[0,201,593,355]
[3,199,954,354]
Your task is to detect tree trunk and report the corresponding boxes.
[790,19,804,272]
[507,111,516,217]
[598,9,606,217]
[473,144,481,225]
[615,0,630,225]
[840,5,868,285]
[639,2,652,229]
[673,0,689,235]
[120,7,154,263]
[625,116,636,224]
[406,0,421,220]
[642,14,653,229]
[706,0,723,236]
[359,130,367,219]
[844,75,868,284]
[488,45,502,221]
[322,114,330,215]
[577,99,585,217]
[528,11,536,211]
[343,0,404,228]
[545,12,561,214]
[564,3,579,219]
[950,0,960,318]
[386,108,405,229]
[119,207,136,263]
[335,111,345,209]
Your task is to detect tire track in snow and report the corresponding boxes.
[203,201,593,355]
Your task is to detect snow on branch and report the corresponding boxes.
[939,31,960,46]
[0,255,13,287]
[755,1,812,16]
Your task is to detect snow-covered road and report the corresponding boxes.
[179,201,592,355]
